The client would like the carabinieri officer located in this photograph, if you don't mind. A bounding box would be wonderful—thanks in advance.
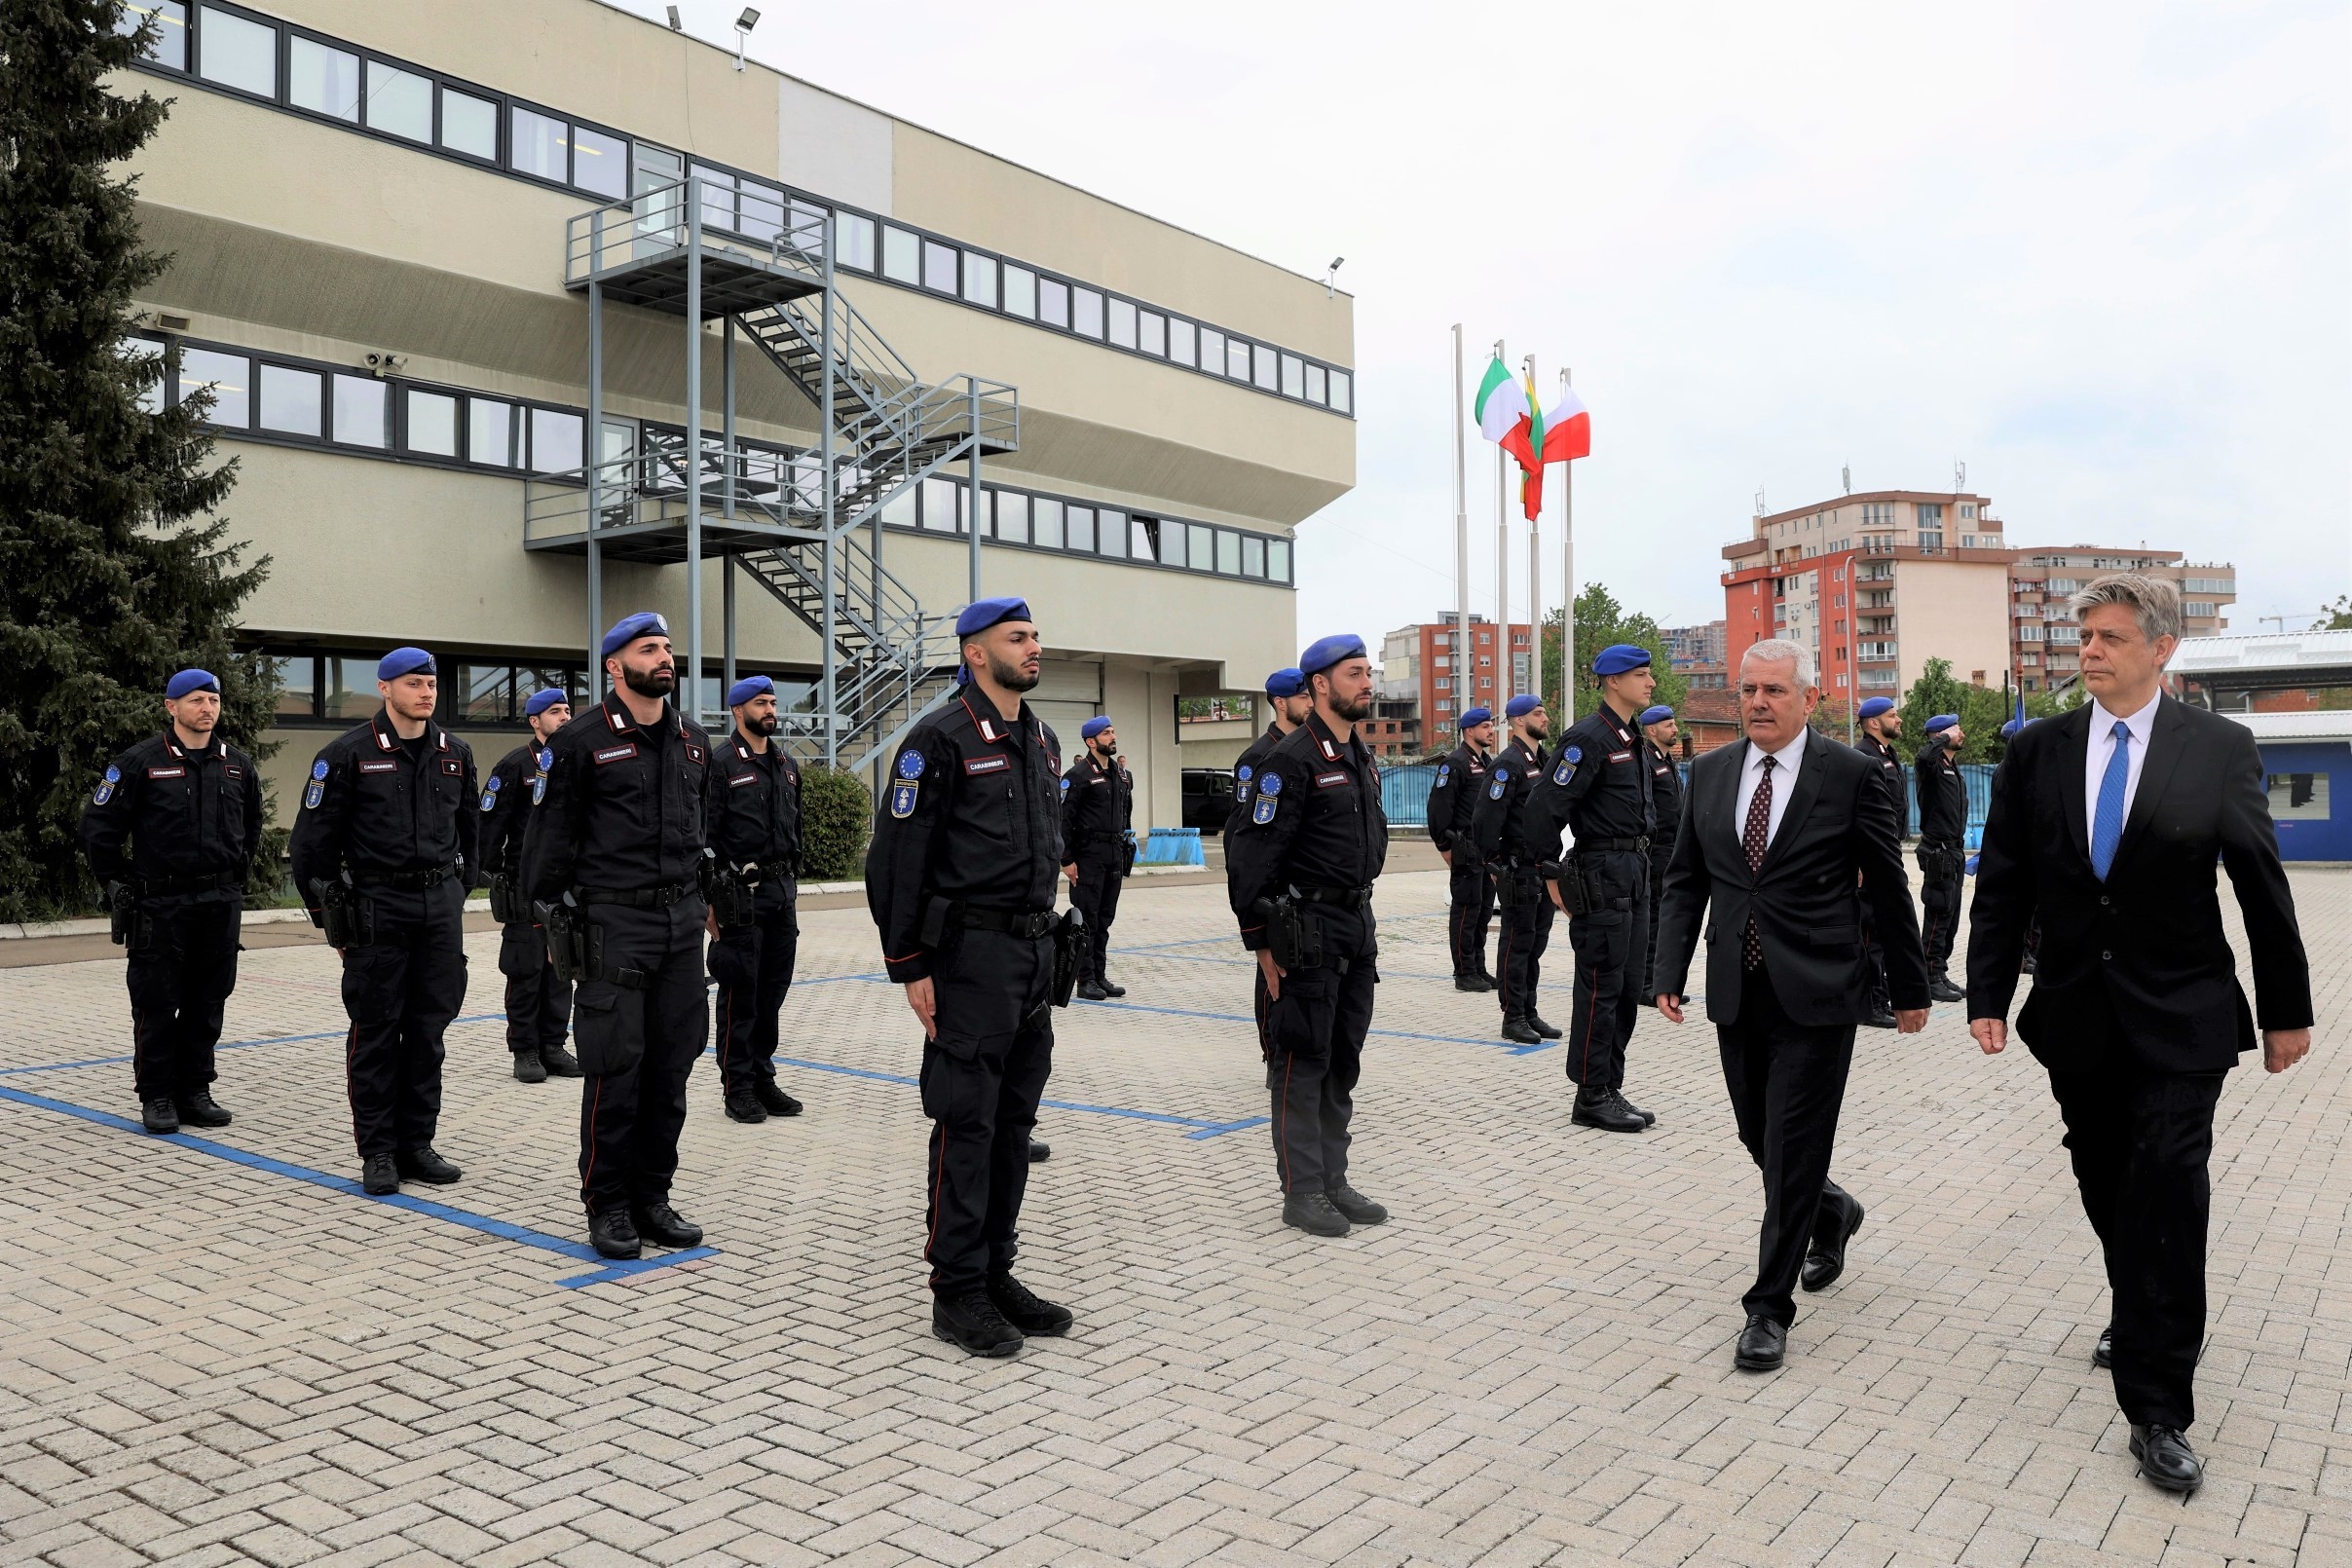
[1637,703,1683,1001]
[1426,705,1498,992]
[1470,693,1554,1045]
[479,687,581,1082]
[521,612,714,1261]
[865,596,1076,1358]
[1226,633,1391,1239]
[1914,713,1968,1002]
[287,647,477,1194]
[79,668,266,1134]
[1228,667,1312,1061]
[1851,694,1908,1026]
[707,674,805,1125]
[1060,715,1135,999]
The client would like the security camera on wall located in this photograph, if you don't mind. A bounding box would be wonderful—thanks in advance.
[362,352,408,376]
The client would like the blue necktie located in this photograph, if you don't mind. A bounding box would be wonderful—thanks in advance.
[2090,720,2131,880]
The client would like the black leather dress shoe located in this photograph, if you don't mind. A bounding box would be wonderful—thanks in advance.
[1735,1313,1787,1372]
[1861,1009,1899,1029]
[540,1042,584,1077]
[632,1203,703,1247]
[396,1145,462,1184]
[1802,1200,1865,1292]
[1096,980,1127,998]
[140,1097,180,1135]
[361,1154,398,1195]
[588,1208,641,1259]
[1028,1139,1050,1163]
[1572,1090,1645,1134]
[2129,1425,2203,1493]
[934,1289,1023,1357]
[1075,981,1110,1001]
[753,1078,803,1117]
[1527,1014,1564,1039]
[1454,975,1489,992]
[1501,1016,1543,1045]
[724,1087,767,1124]
[511,1049,548,1084]
[1283,1192,1351,1237]
[1325,1185,1388,1225]
[174,1090,232,1128]
[986,1273,1072,1335]
[2093,1324,2113,1368]
[1928,976,1965,1003]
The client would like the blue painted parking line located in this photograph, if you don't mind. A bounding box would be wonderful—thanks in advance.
[767,1053,1267,1138]
[0,1014,511,1078]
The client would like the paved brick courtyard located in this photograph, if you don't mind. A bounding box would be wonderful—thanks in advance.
[1,865,2346,1567]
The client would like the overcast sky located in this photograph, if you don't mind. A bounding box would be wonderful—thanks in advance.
[636,0,2351,642]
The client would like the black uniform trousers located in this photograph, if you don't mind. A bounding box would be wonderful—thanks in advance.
[126,894,243,1101]
[1917,842,1962,977]
[1495,868,1552,1022]
[339,881,467,1160]
[1267,905,1378,1195]
[1447,856,1495,979]
[921,927,1054,1295]
[1716,963,1858,1325]
[573,900,709,1215]
[2047,1054,2226,1430]
[1566,849,1649,1090]
[1070,847,1125,983]
[498,921,571,1056]
[710,885,799,1095]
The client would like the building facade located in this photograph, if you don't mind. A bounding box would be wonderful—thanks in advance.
[116,0,1354,829]
[1661,619,1727,689]
[1381,613,1534,752]
[2007,547,2234,691]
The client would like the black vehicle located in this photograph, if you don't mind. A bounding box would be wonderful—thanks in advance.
[1181,767,1237,832]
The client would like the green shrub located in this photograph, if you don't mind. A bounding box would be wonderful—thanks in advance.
[800,766,873,881]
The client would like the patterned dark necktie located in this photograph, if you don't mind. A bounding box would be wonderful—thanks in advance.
[1742,755,1774,969]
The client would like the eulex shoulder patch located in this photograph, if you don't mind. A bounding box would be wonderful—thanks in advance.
[93,765,119,805]
[480,774,502,811]
[1251,794,1278,826]
[1257,770,1283,798]
[896,749,925,780]
[1554,759,1576,786]
[1565,746,1583,764]
[1436,763,1449,785]
[1488,770,1509,800]
[303,779,324,810]
[1059,775,1070,795]
[889,779,920,818]
[531,771,548,804]
[1236,765,1252,782]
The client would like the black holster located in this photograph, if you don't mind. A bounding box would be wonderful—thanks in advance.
[708,862,758,930]
[1262,894,1324,972]
[104,882,148,949]
[1553,856,1594,917]
[487,871,520,924]
[535,896,583,986]
[1051,909,1086,1007]
[309,877,371,947]
[1120,838,1138,877]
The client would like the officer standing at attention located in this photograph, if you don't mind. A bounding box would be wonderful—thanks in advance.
[1914,713,1969,1001]
[1227,633,1391,1239]
[1229,668,1313,1059]
[79,669,266,1134]
[866,596,1076,1358]
[1061,715,1135,1000]
[288,648,476,1194]
[1850,695,1908,1027]
[479,687,581,1083]
[1527,644,1660,1135]
[1637,703,1683,1001]
[1426,706,1499,992]
[521,613,714,1261]
[1471,693,1555,1046]
[708,675,806,1125]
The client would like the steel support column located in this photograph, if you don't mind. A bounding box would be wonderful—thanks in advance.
[685,186,705,727]
[586,210,605,699]
[819,217,839,767]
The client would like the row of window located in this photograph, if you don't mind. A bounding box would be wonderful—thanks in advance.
[891,476,1292,583]
[121,2,1354,419]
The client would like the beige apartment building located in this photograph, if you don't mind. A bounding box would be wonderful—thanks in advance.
[116,0,1353,826]
[2007,546,2235,691]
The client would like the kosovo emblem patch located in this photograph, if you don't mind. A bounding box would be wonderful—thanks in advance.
[1251,794,1278,826]
[531,772,548,804]
[303,779,324,810]
[1553,759,1575,786]
[890,779,919,818]
[93,765,120,805]
[1488,770,1509,801]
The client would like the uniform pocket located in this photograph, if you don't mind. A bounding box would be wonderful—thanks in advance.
[571,986,645,1075]
[496,922,542,980]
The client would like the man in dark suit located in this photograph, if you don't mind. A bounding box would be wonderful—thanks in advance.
[1654,639,1928,1372]
[1968,575,2311,1496]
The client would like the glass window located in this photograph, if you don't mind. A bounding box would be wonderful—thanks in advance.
[257,363,322,437]
[1189,523,1215,570]
[994,491,1028,545]
[688,165,735,231]
[1328,370,1351,414]
[515,666,578,706]
[1139,312,1166,357]
[1107,298,1137,350]
[325,658,381,720]
[288,36,360,121]
[1098,509,1127,557]
[530,407,582,473]
[1066,505,1097,553]
[1038,278,1070,328]
[271,653,317,719]
[406,389,458,456]
[456,664,511,723]
[440,89,497,161]
[573,127,625,198]
[962,252,997,308]
[1157,518,1183,567]
[731,182,783,243]
[920,477,959,533]
[1280,354,1304,398]
[1072,288,1104,339]
[1216,530,1241,575]
[510,106,568,182]
[331,374,386,447]
[922,240,958,294]
[1030,497,1063,549]
[1304,364,1327,405]
[118,2,188,70]
[176,347,248,426]
[2267,772,2332,822]
[197,7,275,97]
[837,210,876,271]
[879,481,917,528]
[1199,327,1225,375]
[1242,536,1266,578]
[124,339,166,415]
[362,59,431,141]
[1131,516,1155,559]
[1268,539,1291,581]
[1001,265,1036,319]
[1168,318,1196,367]
[881,225,919,283]
[1251,345,1278,391]
[468,397,515,467]
[1231,339,1255,381]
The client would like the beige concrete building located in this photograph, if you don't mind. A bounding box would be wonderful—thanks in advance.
[116,0,1353,827]
[2007,546,2235,692]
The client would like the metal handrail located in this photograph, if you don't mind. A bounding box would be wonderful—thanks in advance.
[564,176,825,289]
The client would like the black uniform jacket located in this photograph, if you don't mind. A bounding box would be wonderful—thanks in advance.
[288,709,478,896]
[866,688,1064,985]
[1060,749,1133,862]
[80,730,264,896]
[1966,697,2309,1073]
[477,740,550,882]
[1645,739,1684,865]
[1425,741,1489,855]
[1227,723,1291,835]
[1226,713,1388,951]
[1654,728,1927,1025]
[521,690,712,906]
[1915,741,1966,841]
[1856,733,1908,828]
[1470,736,1549,864]
[1526,704,1656,860]
[707,729,803,875]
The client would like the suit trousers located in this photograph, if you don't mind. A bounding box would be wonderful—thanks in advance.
[1641,846,1673,997]
[1495,877,1552,1021]
[1447,857,1495,978]
[921,927,1054,1295]
[1071,850,1126,983]
[2047,1062,2226,1430]
[572,900,708,1215]
[340,881,467,1160]
[1716,963,1857,1325]
[1567,853,1649,1090]
[498,920,571,1055]
[1859,901,1893,1014]
[125,894,243,1101]
[1268,905,1378,1195]
[709,891,799,1094]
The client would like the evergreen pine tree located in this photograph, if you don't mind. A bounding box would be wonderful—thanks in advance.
[0,0,275,920]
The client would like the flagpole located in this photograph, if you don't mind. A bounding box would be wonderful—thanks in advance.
[1560,367,1575,723]
[1520,354,1539,722]
[1493,338,1508,705]
[1452,325,1469,730]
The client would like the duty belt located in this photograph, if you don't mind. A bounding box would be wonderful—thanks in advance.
[352,859,462,890]
[1296,883,1374,911]
[1579,836,1651,854]
[133,871,242,896]
[957,905,1058,939]
[578,878,699,908]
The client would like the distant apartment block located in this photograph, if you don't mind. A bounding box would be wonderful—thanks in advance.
[1381,613,1534,752]
[2007,546,2235,692]
[1662,619,1728,689]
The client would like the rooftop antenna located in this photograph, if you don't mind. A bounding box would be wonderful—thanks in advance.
[1842,464,1851,496]
[733,8,761,69]
[1955,458,1966,492]
[1754,486,1767,519]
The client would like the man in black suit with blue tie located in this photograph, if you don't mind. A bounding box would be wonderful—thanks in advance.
[1653,639,1929,1373]
[1969,574,2311,1496]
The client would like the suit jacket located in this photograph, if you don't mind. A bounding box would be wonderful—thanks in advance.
[1654,728,1928,1026]
[1965,696,2309,1073]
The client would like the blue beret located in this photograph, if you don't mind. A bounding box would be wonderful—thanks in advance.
[1080,716,1112,740]
[600,612,669,659]
[1856,697,1895,720]
[955,596,1032,638]
[165,669,220,700]
[377,647,435,681]
[1298,633,1367,675]
[1458,706,1493,728]
[2000,718,2025,738]
[1505,693,1542,719]
[726,675,773,708]
[1638,704,1674,727]
[1926,713,1960,734]
[1591,643,1652,677]
[1264,667,1307,698]
[523,687,569,718]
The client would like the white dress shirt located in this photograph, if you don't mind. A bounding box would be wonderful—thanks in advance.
[2086,691,2162,842]
[1735,728,1808,854]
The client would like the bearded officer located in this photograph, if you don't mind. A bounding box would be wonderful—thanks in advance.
[866,596,1075,1358]
[707,675,805,1125]
[1228,668,1313,1061]
[1426,706,1499,993]
[1637,703,1683,1001]
[1470,693,1554,1046]
[479,687,581,1082]
[1061,715,1135,1000]
[287,648,477,1194]
[78,668,266,1134]
[1850,696,1908,1027]
[1914,714,1968,1002]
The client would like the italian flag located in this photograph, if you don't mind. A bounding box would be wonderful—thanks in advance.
[1475,356,1589,520]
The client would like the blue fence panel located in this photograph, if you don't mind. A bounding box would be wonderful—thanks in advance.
[1382,764,1438,827]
